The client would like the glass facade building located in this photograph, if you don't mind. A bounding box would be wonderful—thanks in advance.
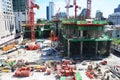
[12,0,28,12]
[12,0,28,32]
[46,2,54,20]
[46,6,49,20]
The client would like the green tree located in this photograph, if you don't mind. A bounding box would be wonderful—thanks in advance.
[37,19,42,23]
[108,21,114,25]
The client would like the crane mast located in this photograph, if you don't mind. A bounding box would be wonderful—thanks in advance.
[74,0,78,18]
[86,0,91,19]
[28,0,39,41]
[65,0,70,19]
[56,8,60,20]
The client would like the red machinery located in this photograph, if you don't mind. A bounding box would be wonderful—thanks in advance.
[14,66,31,77]
[27,43,39,50]
[28,0,39,42]
[86,0,91,19]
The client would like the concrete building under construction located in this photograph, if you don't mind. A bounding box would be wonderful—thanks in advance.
[60,19,112,59]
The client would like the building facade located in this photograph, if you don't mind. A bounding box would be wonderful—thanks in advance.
[0,0,15,45]
[105,25,120,39]
[108,4,120,25]
[58,12,67,19]
[114,4,120,13]
[108,13,120,25]
[95,10,103,20]
[46,2,54,21]
[79,8,87,20]
[12,0,28,33]
[46,6,49,20]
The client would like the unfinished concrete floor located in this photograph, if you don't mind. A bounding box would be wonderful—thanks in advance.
[0,47,120,80]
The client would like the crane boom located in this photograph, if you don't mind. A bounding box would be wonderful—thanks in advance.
[56,8,60,20]
[65,0,70,19]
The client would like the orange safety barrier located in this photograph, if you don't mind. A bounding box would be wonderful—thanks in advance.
[2,44,15,51]
[34,66,46,72]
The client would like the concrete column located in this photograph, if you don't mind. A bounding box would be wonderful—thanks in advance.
[96,41,98,58]
[68,39,70,57]
[80,42,83,59]
[80,31,83,58]
[80,31,83,38]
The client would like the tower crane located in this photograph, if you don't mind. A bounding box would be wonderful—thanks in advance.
[52,8,61,38]
[28,0,39,42]
[86,0,91,19]
[73,0,78,18]
[64,0,73,19]
[55,8,61,20]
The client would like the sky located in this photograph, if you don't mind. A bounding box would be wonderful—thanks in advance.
[34,0,120,20]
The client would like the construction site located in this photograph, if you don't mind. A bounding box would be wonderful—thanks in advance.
[0,0,120,80]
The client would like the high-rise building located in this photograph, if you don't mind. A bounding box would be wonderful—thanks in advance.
[79,8,87,20]
[114,4,120,13]
[95,10,103,20]
[0,0,15,45]
[46,2,54,20]
[58,12,67,19]
[12,0,28,32]
[108,4,120,25]
[46,6,49,20]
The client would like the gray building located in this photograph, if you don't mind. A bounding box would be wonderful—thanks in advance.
[114,4,120,13]
[95,10,103,20]
[58,12,66,19]
[108,13,120,25]
[108,4,120,25]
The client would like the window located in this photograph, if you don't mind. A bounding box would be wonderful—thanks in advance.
[1,36,5,39]
[22,12,25,14]
[117,35,119,37]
